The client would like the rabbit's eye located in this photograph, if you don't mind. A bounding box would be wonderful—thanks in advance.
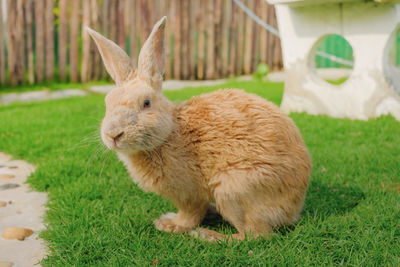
[143,99,151,108]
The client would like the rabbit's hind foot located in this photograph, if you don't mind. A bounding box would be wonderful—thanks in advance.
[154,213,192,233]
[154,204,209,234]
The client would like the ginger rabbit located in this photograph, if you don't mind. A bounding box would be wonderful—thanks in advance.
[87,17,311,241]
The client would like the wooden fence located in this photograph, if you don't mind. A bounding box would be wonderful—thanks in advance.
[1,0,283,86]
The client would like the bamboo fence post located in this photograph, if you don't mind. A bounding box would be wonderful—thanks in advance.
[272,8,282,70]
[17,0,25,83]
[181,0,189,79]
[244,0,254,74]
[236,1,245,75]
[214,0,223,77]
[154,0,161,22]
[173,0,182,79]
[163,0,172,79]
[81,0,91,82]
[129,0,137,64]
[228,2,238,76]
[260,1,268,64]
[0,0,5,83]
[140,0,151,46]
[45,0,54,80]
[101,0,110,79]
[7,0,25,85]
[221,0,231,77]
[148,0,155,25]
[188,0,197,79]
[197,0,205,80]
[270,6,277,70]
[7,0,16,85]
[206,0,215,79]
[25,0,35,84]
[102,0,109,37]
[7,0,14,85]
[58,0,68,82]
[9,0,17,85]
[267,5,275,68]
[169,0,176,79]
[35,0,45,83]
[70,0,80,82]
[90,0,101,80]
[251,0,260,72]
[134,0,141,58]
[124,0,130,32]
[117,0,126,50]
[110,0,117,42]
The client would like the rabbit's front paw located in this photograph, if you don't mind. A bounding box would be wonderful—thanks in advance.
[153,213,191,233]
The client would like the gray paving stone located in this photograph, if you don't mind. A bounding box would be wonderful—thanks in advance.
[50,89,87,99]
[0,184,20,191]
[0,89,88,105]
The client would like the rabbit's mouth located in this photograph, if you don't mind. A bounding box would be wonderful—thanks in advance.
[103,136,122,151]
[102,132,129,151]
[102,131,145,153]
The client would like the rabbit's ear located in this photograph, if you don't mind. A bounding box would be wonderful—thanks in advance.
[86,27,134,85]
[137,16,167,90]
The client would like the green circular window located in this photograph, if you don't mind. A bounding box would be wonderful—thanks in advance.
[313,34,354,85]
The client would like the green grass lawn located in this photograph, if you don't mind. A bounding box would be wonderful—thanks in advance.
[326,76,349,85]
[0,79,399,266]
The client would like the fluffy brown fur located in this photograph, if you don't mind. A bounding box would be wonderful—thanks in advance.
[87,17,312,241]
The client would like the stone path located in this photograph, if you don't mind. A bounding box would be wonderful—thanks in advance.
[88,70,350,94]
[0,70,351,105]
[89,75,264,94]
[0,153,47,267]
[0,73,285,105]
[89,78,238,94]
[0,89,87,105]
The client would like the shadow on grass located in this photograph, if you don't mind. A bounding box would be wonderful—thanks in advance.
[277,180,365,235]
[199,180,365,235]
[303,180,365,217]
[200,207,232,231]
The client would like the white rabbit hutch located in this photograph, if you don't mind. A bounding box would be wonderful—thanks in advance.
[267,0,400,121]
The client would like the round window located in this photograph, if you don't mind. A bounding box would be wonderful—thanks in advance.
[310,34,354,86]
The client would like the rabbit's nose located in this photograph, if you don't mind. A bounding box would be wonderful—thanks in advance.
[110,132,124,146]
